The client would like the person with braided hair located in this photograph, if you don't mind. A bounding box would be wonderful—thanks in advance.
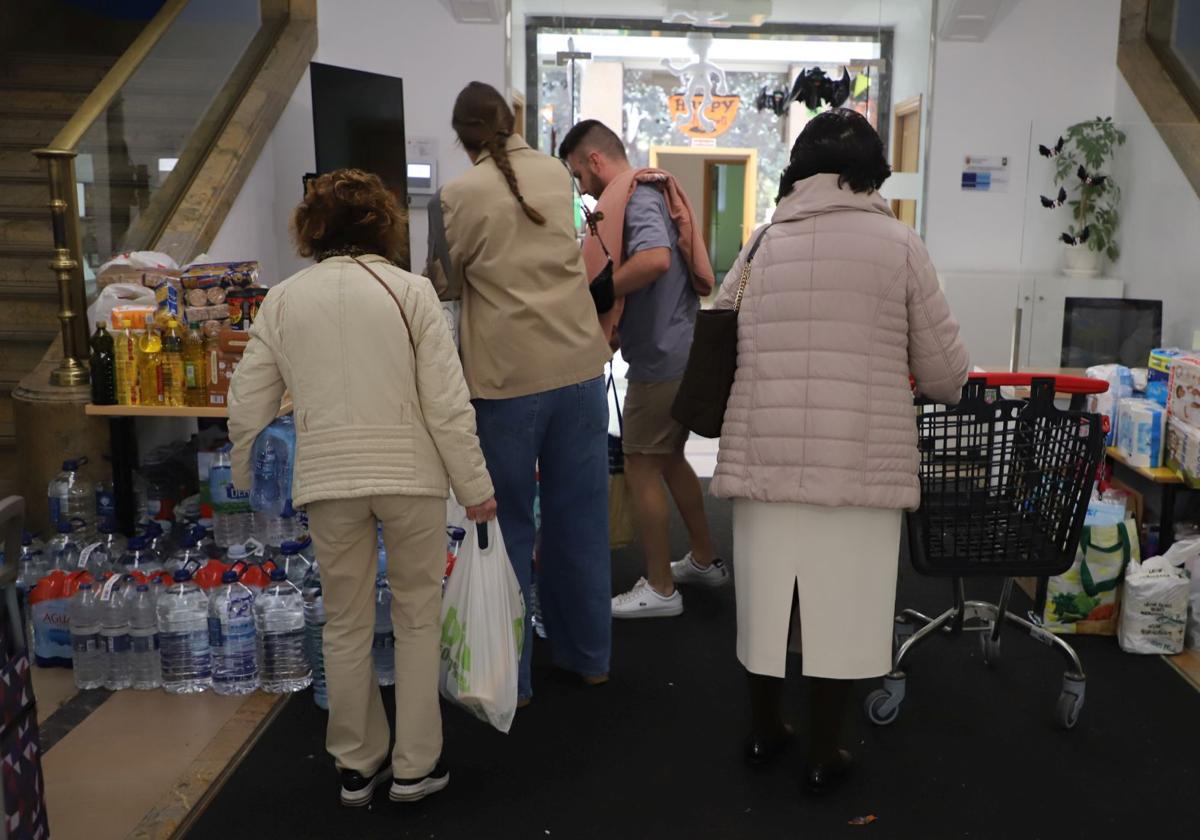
[428,81,613,706]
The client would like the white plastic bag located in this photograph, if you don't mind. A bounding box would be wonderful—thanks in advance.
[97,251,178,277]
[1189,591,1200,651]
[1118,553,1191,655]
[439,520,524,733]
[86,283,156,330]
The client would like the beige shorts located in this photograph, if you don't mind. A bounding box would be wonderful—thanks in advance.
[622,379,690,456]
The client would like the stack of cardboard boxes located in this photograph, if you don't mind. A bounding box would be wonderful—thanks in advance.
[1165,356,1200,485]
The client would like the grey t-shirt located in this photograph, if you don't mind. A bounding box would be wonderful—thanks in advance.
[619,183,698,382]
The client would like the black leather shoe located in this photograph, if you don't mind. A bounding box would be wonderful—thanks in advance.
[805,749,854,795]
[745,724,793,766]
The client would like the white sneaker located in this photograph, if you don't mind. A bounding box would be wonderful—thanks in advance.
[612,578,684,619]
[671,553,731,588]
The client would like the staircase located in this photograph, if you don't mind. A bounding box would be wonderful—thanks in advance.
[0,53,123,496]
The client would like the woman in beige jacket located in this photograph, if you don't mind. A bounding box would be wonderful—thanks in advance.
[229,170,495,808]
[710,110,969,792]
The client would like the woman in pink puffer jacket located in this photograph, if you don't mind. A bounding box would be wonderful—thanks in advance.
[709,109,969,793]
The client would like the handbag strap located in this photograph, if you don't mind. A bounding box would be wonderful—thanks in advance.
[561,159,613,261]
[352,256,417,355]
[1078,524,1132,597]
[732,223,776,311]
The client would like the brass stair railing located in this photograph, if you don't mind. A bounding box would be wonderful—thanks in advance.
[32,0,287,386]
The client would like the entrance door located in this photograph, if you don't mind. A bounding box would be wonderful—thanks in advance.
[706,161,746,287]
[890,95,921,229]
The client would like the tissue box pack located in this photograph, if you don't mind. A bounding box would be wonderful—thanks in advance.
[1147,348,1185,406]
[1166,417,1200,486]
[1086,364,1133,446]
[1167,356,1200,427]
[1117,398,1165,468]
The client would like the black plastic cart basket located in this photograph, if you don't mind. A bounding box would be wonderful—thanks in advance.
[864,373,1108,731]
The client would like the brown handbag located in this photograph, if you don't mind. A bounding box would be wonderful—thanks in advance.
[670,223,775,438]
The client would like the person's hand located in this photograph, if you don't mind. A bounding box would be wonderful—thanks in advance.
[466,497,497,523]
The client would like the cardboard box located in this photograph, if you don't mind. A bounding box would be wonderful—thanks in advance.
[1167,355,1200,427]
[206,327,249,407]
[1117,398,1166,468]
[1147,348,1185,406]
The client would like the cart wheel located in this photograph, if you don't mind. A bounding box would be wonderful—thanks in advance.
[865,689,900,726]
[1055,674,1086,731]
[980,629,1001,666]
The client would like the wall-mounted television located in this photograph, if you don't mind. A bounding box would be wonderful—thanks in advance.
[310,62,409,268]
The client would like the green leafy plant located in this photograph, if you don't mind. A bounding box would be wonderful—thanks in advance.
[1044,117,1127,261]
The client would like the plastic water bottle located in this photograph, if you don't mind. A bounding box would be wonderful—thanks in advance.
[373,575,395,686]
[209,570,259,695]
[120,536,162,575]
[301,560,327,709]
[95,480,116,525]
[48,457,93,532]
[46,521,81,572]
[166,531,206,575]
[16,534,45,648]
[98,578,132,690]
[297,534,315,564]
[157,567,212,694]
[250,437,286,549]
[276,541,311,588]
[210,446,252,548]
[142,520,175,564]
[255,568,311,693]
[128,584,161,690]
[69,583,104,690]
[88,520,125,577]
[445,527,465,590]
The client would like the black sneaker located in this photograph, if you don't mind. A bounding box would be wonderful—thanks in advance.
[389,763,450,803]
[340,762,391,807]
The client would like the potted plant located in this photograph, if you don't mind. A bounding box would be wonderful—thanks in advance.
[1038,117,1127,277]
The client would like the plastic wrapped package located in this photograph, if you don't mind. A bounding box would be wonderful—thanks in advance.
[1086,364,1133,446]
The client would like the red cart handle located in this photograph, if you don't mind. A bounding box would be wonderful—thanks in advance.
[967,372,1109,395]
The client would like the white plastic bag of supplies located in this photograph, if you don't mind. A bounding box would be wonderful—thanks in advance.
[439,520,524,733]
[1118,551,1191,655]
[86,283,156,329]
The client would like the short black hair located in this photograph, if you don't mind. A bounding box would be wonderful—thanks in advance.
[777,108,891,202]
[557,119,627,161]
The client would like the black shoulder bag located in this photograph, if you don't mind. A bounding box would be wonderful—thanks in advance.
[670,223,775,438]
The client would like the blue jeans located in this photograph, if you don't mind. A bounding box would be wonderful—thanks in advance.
[473,376,611,700]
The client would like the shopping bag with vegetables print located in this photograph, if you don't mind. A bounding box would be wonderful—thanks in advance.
[1044,520,1137,635]
[439,521,525,733]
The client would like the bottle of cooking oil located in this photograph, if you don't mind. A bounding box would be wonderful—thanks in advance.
[89,322,116,405]
[183,322,208,407]
[115,318,140,406]
[138,318,164,406]
[162,319,185,407]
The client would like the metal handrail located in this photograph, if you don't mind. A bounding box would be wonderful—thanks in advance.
[30,0,191,387]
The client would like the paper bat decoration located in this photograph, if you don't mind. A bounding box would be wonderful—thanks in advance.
[1061,227,1091,246]
[789,67,852,111]
[755,87,790,116]
[1077,166,1108,188]
[1040,187,1068,209]
[1038,136,1065,158]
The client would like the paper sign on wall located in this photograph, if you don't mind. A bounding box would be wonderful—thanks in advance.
[961,155,1009,192]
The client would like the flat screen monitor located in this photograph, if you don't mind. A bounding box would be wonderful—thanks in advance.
[1061,297,1163,368]
[310,62,409,268]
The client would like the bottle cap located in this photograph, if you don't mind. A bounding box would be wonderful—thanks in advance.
[137,584,149,592]
[448,527,466,541]
[62,459,76,470]
[280,541,302,555]
[269,568,287,582]
[57,520,73,534]
[21,531,33,545]
[221,570,239,584]
[79,582,92,590]
[226,544,249,561]
[99,519,116,535]
[173,568,194,582]
[127,536,148,551]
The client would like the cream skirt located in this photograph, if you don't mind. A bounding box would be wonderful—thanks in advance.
[733,499,903,680]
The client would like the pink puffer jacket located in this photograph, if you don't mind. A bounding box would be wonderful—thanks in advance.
[710,174,969,510]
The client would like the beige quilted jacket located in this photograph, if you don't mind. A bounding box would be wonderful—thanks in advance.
[710,174,969,510]
[228,254,494,509]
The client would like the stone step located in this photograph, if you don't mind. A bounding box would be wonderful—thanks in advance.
[0,144,43,177]
[0,295,58,334]
[0,87,92,114]
[0,327,57,374]
[0,249,55,285]
[0,54,114,88]
[0,214,54,249]
[0,115,63,146]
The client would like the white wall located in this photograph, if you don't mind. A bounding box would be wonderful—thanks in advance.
[210,1,505,279]
[923,0,1121,273]
[1112,76,1200,348]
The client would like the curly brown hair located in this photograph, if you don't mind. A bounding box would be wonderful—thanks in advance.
[292,168,407,261]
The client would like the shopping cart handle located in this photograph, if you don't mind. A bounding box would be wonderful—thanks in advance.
[967,372,1109,395]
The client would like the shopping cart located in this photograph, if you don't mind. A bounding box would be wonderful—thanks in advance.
[864,373,1108,731]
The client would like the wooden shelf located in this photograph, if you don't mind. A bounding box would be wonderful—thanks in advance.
[85,404,228,419]
[1106,447,1184,485]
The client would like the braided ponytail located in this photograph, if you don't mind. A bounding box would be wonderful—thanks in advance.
[453,82,546,226]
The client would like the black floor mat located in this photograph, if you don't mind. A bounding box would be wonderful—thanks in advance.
[187,492,1199,839]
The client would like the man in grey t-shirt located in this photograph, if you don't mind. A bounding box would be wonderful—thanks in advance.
[560,120,728,619]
